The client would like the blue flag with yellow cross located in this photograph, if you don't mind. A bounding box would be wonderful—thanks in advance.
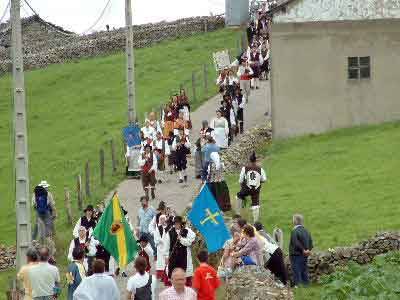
[188,184,231,253]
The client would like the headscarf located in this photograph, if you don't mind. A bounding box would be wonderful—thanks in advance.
[210,152,221,170]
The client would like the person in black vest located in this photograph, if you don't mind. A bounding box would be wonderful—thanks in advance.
[164,216,196,286]
[249,45,264,90]
[68,227,96,273]
[236,152,267,222]
[91,210,111,272]
[232,87,245,134]
[138,144,158,199]
[137,235,154,273]
[289,214,313,287]
[172,128,191,183]
[73,205,97,238]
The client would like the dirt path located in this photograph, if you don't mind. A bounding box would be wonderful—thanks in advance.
[108,80,270,296]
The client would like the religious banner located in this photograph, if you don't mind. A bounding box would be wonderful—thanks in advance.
[213,50,231,71]
[123,125,141,173]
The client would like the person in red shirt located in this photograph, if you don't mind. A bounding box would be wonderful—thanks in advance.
[193,250,221,300]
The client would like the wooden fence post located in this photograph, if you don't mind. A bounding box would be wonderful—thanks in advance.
[241,31,247,52]
[64,187,73,225]
[203,64,208,96]
[77,174,83,211]
[85,161,91,198]
[204,19,208,32]
[110,139,117,175]
[192,71,196,102]
[100,148,105,186]
[6,279,22,300]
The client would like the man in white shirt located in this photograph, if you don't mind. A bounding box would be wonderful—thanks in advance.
[67,226,97,273]
[159,268,196,300]
[73,259,120,300]
[141,120,157,142]
[237,59,254,102]
[236,151,267,222]
[28,247,60,300]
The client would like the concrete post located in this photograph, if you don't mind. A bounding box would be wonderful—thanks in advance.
[11,0,31,270]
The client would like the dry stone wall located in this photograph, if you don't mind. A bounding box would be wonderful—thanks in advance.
[0,15,224,75]
[0,246,16,271]
[225,266,294,300]
[296,231,400,282]
[221,122,272,172]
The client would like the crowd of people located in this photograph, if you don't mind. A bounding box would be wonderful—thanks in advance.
[20,201,313,300]
[21,4,317,299]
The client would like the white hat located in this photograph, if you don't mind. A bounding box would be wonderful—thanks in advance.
[38,180,50,188]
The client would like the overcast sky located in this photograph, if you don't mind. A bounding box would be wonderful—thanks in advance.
[0,0,225,33]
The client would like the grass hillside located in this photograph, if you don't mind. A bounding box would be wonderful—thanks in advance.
[226,121,400,299]
[0,28,240,295]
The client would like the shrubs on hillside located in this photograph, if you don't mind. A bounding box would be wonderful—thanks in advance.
[320,251,400,299]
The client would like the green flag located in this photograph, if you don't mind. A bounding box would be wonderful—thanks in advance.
[93,193,138,268]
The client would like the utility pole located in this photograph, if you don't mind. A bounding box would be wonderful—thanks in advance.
[125,0,136,124]
[11,0,31,270]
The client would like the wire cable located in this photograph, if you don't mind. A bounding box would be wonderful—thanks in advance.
[22,0,40,16]
[0,1,10,24]
[80,0,112,35]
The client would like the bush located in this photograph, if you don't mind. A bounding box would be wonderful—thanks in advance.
[320,251,400,299]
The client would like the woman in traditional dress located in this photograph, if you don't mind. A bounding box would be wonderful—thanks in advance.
[232,87,245,134]
[162,104,175,138]
[173,111,189,136]
[220,96,236,145]
[249,45,264,89]
[210,109,229,149]
[178,89,191,126]
[153,214,171,284]
[207,152,231,212]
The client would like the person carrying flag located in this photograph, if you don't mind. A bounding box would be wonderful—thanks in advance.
[92,193,139,272]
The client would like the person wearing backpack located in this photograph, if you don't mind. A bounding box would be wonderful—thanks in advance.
[126,256,155,300]
[236,152,267,222]
[32,180,57,240]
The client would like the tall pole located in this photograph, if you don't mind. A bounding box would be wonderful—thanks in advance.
[11,0,31,270]
[125,0,136,124]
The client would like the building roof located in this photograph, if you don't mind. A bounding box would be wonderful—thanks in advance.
[273,0,400,23]
[0,14,74,36]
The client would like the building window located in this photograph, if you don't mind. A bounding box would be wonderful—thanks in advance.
[348,56,370,79]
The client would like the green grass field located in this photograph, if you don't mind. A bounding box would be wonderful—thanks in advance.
[226,121,400,299]
[0,28,240,297]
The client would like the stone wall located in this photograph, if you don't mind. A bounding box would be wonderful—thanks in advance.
[225,266,294,300]
[299,231,400,282]
[0,246,16,271]
[0,15,225,75]
[221,122,272,172]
